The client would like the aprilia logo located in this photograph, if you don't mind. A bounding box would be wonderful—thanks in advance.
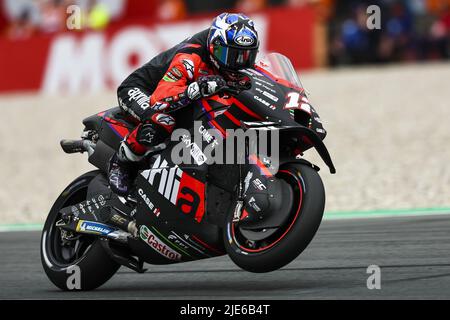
[140,155,205,223]
[141,156,183,205]
[127,87,150,110]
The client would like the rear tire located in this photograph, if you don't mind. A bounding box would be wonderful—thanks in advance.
[40,171,120,291]
[224,163,325,273]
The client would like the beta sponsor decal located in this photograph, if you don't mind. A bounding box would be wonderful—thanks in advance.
[140,225,182,261]
[76,220,115,235]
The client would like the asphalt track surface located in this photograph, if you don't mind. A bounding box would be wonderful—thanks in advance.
[1,215,450,300]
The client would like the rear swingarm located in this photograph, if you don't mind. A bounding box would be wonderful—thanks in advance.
[56,199,146,273]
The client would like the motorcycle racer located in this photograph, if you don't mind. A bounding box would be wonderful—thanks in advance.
[108,12,260,196]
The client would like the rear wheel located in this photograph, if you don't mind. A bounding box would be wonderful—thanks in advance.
[224,163,325,273]
[40,171,120,291]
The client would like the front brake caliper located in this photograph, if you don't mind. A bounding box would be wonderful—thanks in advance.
[232,200,244,223]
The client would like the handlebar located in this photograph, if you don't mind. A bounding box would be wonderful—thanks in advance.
[220,77,252,96]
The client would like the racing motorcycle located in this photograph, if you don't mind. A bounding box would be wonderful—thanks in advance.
[41,53,336,290]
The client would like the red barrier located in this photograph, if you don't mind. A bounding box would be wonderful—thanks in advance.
[0,6,315,94]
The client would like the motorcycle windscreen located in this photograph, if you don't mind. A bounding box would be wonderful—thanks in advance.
[256,52,304,89]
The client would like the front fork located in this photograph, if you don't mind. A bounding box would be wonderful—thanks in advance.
[232,162,246,222]
[232,153,275,223]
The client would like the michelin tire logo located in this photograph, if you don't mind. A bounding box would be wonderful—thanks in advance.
[76,220,114,235]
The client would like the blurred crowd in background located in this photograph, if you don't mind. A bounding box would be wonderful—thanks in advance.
[1,0,122,38]
[0,0,449,66]
[0,0,289,38]
[327,0,450,65]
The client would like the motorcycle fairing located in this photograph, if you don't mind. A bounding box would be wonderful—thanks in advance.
[74,57,335,265]
[278,126,336,174]
[84,107,136,150]
[231,122,335,175]
[130,149,225,264]
[82,108,136,173]
[238,161,294,231]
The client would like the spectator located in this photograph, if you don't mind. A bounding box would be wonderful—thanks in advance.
[0,6,7,34]
[327,0,450,66]
[184,0,236,14]
[86,0,111,30]
[236,0,267,12]
[6,8,35,39]
[427,4,450,59]
[38,0,66,33]
[157,0,187,22]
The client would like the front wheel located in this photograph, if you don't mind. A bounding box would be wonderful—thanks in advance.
[40,170,120,291]
[224,163,325,273]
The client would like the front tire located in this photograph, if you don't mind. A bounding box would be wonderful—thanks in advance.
[40,170,120,291]
[224,163,325,273]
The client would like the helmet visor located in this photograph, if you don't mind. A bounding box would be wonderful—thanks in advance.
[213,43,258,71]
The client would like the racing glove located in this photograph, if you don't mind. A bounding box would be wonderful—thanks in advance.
[186,75,227,100]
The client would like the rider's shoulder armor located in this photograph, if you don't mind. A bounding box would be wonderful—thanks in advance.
[118,29,211,93]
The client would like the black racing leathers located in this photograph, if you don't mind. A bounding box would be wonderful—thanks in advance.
[116,29,219,156]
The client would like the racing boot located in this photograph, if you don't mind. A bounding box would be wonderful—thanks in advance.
[108,115,175,196]
[108,141,143,197]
